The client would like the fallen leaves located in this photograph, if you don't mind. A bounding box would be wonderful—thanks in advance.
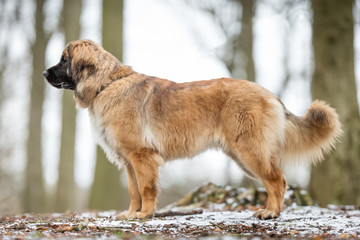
[1,183,360,239]
[0,207,359,239]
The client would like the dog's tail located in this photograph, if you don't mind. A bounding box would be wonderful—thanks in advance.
[281,100,342,165]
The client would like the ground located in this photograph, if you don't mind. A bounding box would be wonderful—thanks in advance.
[1,183,359,239]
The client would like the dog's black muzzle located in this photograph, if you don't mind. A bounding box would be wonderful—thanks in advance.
[43,63,75,90]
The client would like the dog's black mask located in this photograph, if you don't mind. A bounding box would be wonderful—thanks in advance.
[43,56,75,90]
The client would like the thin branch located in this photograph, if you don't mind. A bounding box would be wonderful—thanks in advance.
[154,209,203,218]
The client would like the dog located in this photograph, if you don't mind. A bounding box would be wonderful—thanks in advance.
[43,39,342,220]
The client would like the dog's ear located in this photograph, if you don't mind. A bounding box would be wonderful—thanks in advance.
[67,41,97,82]
[66,40,102,108]
[66,39,134,108]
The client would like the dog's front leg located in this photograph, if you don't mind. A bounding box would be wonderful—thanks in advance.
[116,164,141,220]
[127,149,161,219]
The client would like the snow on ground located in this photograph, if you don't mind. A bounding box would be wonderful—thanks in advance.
[2,205,358,239]
[83,206,360,238]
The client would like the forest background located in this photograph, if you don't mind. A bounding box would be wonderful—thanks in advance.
[0,0,359,214]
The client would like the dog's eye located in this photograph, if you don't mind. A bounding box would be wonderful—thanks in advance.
[60,56,67,63]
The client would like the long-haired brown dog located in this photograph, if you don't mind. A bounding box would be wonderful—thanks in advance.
[43,40,342,220]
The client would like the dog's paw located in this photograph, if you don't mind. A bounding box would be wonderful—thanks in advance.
[253,209,279,220]
[115,211,136,220]
[134,211,153,219]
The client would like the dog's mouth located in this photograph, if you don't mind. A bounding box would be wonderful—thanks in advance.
[50,81,75,90]
[43,70,75,90]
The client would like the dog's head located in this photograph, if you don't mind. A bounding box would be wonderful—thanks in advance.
[43,39,133,108]
[43,47,75,90]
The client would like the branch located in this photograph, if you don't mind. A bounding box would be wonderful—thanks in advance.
[154,209,203,218]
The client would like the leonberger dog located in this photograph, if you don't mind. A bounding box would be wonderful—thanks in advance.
[43,39,341,220]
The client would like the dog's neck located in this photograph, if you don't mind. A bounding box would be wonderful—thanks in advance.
[110,62,134,80]
[96,63,135,97]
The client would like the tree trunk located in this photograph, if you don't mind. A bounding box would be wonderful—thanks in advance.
[88,0,128,210]
[89,150,127,209]
[55,0,82,213]
[221,0,255,81]
[23,0,48,213]
[237,0,255,81]
[309,0,360,205]
[221,0,255,186]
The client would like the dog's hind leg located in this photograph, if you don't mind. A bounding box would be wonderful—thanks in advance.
[227,142,287,219]
[239,151,287,219]
[116,164,142,220]
[225,150,258,180]
[252,155,287,219]
[223,95,287,219]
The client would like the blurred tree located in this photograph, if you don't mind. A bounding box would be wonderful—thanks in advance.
[223,0,255,81]
[1,0,33,214]
[0,1,11,214]
[0,0,7,148]
[309,0,360,205]
[196,0,256,186]
[24,0,49,213]
[191,0,256,81]
[88,0,129,210]
[55,0,82,212]
[0,1,6,101]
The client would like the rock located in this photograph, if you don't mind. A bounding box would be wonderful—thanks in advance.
[167,182,313,211]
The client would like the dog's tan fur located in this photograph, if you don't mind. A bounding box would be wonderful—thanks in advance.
[53,40,342,219]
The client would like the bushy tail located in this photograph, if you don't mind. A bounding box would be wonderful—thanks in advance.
[282,100,342,165]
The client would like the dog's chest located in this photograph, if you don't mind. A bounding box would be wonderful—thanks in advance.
[89,113,125,168]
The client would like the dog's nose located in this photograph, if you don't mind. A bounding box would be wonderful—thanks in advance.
[43,70,49,77]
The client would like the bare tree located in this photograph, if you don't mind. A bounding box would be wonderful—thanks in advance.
[309,0,360,205]
[192,0,256,81]
[24,0,49,213]
[89,0,128,210]
[0,0,16,214]
[55,0,82,212]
